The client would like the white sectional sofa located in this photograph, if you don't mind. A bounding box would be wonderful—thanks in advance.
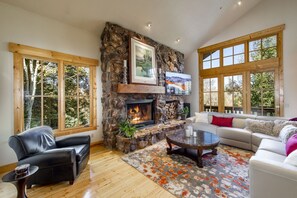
[249,139,297,198]
[187,112,297,198]
[187,112,286,152]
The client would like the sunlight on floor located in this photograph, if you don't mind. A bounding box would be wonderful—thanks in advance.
[0,182,17,198]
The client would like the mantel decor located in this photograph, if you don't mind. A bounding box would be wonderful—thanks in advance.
[130,37,157,85]
[123,60,128,84]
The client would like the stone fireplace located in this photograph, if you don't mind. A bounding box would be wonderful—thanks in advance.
[126,99,155,127]
[100,22,185,148]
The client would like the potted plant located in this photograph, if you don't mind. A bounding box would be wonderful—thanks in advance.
[116,119,137,153]
[118,119,137,138]
[179,106,190,120]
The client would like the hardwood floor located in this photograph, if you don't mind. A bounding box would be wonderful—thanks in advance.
[0,145,175,198]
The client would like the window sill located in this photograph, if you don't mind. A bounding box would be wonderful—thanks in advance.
[54,126,97,137]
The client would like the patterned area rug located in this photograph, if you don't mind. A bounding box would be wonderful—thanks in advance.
[122,141,253,198]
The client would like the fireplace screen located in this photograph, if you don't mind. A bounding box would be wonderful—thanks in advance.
[126,100,154,126]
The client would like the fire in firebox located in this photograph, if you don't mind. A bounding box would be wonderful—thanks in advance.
[127,104,151,124]
[126,99,155,127]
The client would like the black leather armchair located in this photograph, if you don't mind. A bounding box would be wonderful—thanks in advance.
[8,126,90,188]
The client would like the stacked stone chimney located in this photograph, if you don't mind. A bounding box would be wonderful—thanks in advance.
[100,22,185,148]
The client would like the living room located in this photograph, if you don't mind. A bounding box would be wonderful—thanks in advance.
[1,0,297,197]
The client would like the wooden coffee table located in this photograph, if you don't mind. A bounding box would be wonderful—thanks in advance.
[166,130,220,168]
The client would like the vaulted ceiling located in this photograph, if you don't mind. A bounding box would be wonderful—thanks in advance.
[0,0,263,57]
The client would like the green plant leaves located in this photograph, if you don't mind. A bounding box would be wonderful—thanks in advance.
[118,119,137,138]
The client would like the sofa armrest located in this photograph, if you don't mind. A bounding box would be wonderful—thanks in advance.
[249,156,297,198]
[250,156,297,181]
[56,135,90,148]
[186,116,196,123]
[18,148,76,167]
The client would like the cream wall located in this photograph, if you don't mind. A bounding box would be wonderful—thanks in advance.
[0,2,103,166]
[185,0,297,118]
[184,51,199,116]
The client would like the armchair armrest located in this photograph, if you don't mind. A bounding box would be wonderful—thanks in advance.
[18,148,76,167]
[56,135,90,148]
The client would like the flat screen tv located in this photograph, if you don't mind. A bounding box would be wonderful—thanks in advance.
[165,72,191,95]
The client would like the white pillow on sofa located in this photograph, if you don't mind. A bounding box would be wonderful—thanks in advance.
[279,125,297,143]
[195,112,208,123]
[284,149,297,166]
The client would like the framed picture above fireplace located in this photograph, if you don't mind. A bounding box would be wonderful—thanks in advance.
[130,37,157,85]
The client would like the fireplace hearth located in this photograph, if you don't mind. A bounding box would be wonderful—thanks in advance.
[126,99,155,127]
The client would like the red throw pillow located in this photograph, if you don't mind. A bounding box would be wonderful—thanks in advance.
[211,115,233,127]
[286,134,297,156]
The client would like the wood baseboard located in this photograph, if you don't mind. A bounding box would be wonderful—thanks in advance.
[91,140,104,147]
[0,163,17,174]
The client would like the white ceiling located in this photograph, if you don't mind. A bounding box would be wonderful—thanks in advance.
[0,0,263,57]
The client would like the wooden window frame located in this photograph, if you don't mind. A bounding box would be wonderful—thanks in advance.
[11,43,99,136]
[202,50,220,69]
[202,77,219,112]
[248,35,278,62]
[22,57,59,130]
[198,24,285,116]
[250,71,276,116]
[223,43,245,66]
[223,74,244,113]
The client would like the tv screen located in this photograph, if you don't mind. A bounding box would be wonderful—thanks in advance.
[165,72,191,95]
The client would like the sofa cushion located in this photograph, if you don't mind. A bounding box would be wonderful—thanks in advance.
[255,149,286,162]
[220,138,252,150]
[286,134,297,156]
[217,127,251,143]
[273,120,297,136]
[252,133,281,147]
[258,139,286,156]
[211,116,233,127]
[284,149,297,166]
[192,122,218,134]
[232,118,246,129]
[245,118,274,136]
[195,112,208,123]
[279,125,297,144]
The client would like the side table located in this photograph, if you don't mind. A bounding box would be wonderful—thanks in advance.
[2,165,38,198]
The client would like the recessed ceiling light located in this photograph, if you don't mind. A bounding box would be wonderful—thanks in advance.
[146,22,152,29]
[175,38,181,43]
[237,0,242,6]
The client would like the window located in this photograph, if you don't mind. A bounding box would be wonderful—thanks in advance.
[11,43,98,135]
[250,71,275,116]
[198,25,284,116]
[223,44,245,66]
[202,50,220,69]
[203,78,218,112]
[23,58,59,130]
[64,64,91,128]
[224,75,243,114]
[249,35,277,62]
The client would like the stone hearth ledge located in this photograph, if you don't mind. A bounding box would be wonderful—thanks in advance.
[116,120,186,153]
[134,120,186,138]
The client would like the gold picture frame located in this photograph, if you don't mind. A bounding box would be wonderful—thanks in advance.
[129,38,157,85]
